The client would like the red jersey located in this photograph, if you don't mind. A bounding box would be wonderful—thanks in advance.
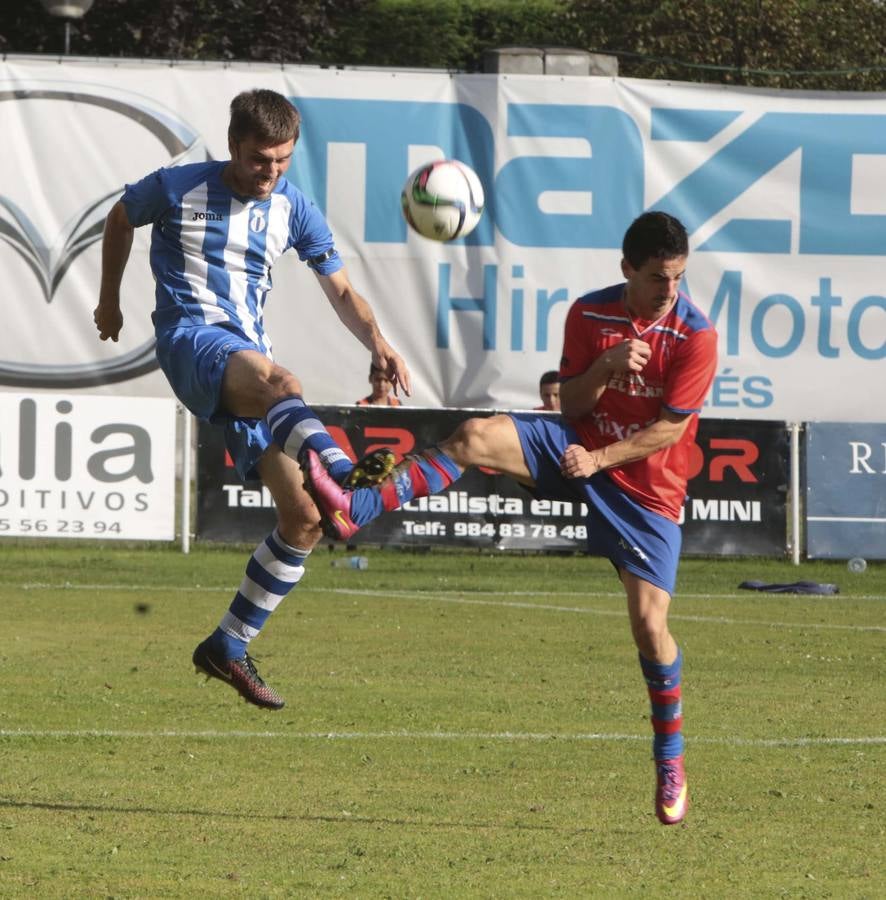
[559,283,717,522]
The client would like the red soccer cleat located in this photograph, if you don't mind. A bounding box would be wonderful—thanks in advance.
[655,756,689,825]
[301,449,360,540]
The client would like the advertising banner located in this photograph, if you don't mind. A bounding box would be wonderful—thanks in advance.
[0,393,176,540]
[806,422,886,559]
[0,57,883,422]
[196,408,787,556]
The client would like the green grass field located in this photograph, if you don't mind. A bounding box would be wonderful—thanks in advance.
[1,542,883,898]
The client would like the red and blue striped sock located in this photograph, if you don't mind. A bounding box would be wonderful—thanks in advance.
[350,447,462,525]
[639,648,684,760]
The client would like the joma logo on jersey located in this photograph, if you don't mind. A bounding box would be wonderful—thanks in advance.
[192,211,224,221]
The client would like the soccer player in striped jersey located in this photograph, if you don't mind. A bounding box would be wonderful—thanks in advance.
[305,212,717,824]
[94,89,409,710]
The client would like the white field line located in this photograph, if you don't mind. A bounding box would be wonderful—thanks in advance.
[0,728,883,748]
[331,591,886,633]
[19,582,886,602]
[18,582,886,633]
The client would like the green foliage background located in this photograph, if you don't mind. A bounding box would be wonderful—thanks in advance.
[3,0,884,90]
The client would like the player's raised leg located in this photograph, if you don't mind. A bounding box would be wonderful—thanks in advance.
[303,414,531,540]
[221,349,359,484]
[193,447,321,709]
[622,570,688,825]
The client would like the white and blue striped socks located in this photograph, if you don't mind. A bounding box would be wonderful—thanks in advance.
[266,396,352,482]
[212,528,310,660]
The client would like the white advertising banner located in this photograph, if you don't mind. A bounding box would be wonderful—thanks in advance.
[0,393,176,540]
[0,57,883,420]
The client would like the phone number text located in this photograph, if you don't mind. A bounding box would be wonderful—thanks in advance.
[400,520,586,540]
[0,518,122,535]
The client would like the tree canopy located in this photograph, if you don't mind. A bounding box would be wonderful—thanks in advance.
[3,0,884,91]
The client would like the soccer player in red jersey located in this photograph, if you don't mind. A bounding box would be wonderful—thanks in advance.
[305,211,717,824]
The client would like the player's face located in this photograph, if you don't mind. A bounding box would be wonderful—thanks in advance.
[227,135,295,199]
[622,254,687,319]
[539,383,560,411]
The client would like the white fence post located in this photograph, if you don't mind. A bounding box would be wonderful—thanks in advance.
[180,405,192,555]
[790,422,801,565]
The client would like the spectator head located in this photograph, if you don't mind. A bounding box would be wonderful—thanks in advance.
[368,364,394,403]
[539,370,560,411]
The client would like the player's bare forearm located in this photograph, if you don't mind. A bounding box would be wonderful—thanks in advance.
[318,269,412,396]
[560,411,691,479]
[335,288,382,348]
[94,200,134,342]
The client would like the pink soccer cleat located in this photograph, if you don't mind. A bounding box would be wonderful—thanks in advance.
[655,756,689,825]
[301,449,360,540]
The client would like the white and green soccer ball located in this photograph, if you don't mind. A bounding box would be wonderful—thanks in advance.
[401,159,485,241]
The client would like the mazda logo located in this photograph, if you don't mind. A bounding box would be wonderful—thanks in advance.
[0,83,206,387]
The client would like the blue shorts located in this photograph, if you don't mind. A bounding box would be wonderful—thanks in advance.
[155,324,272,481]
[509,413,682,595]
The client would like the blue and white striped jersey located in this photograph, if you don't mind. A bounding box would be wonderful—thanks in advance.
[122,161,343,357]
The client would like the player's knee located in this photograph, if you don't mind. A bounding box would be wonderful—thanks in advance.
[276,514,322,550]
[456,416,490,448]
[266,365,303,401]
[630,613,670,658]
[445,416,497,464]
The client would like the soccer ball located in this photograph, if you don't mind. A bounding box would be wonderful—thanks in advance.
[401,159,485,241]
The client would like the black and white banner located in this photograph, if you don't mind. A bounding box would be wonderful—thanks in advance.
[196,407,787,556]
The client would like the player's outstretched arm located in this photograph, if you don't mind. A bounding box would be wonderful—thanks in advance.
[316,268,412,397]
[560,409,692,479]
[94,200,134,342]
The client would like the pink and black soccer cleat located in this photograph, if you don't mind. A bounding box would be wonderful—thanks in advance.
[654,756,689,825]
[192,638,285,710]
[301,449,360,541]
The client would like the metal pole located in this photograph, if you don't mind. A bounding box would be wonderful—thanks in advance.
[64,20,71,55]
[790,422,800,565]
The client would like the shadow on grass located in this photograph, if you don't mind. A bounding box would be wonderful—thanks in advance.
[0,796,588,834]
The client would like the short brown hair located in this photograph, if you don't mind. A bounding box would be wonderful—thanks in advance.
[539,370,559,388]
[228,89,300,146]
[622,211,688,270]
